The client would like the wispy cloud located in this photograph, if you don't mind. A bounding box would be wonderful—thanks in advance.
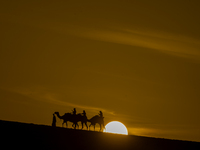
[4,86,115,115]
[42,93,115,115]
[128,124,200,141]
[3,12,200,60]
[76,27,200,60]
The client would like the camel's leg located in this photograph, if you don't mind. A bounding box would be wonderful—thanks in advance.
[89,124,92,130]
[81,122,84,129]
[74,123,78,129]
[74,123,77,129]
[85,122,88,130]
[102,124,105,131]
[99,124,101,132]
[100,123,103,132]
[100,124,104,132]
[77,123,79,129]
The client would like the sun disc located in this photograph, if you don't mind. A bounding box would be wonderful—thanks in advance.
[104,121,128,135]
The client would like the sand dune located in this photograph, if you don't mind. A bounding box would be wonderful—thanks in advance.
[1,120,199,150]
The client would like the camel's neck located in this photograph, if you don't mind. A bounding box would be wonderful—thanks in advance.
[55,112,62,119]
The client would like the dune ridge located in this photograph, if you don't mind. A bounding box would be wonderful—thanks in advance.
[1,120,199,150]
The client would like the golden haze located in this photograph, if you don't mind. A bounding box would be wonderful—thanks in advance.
[0,0,200,142]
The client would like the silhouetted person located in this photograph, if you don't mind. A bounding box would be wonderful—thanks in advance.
[72,108,76,116]
[99,111,103,118]
[82,110,86,116]
[52,113,56,127]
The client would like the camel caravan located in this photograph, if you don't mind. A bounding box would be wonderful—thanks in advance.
[52,108,105,132]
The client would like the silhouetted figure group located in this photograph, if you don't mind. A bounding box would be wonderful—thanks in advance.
[53,108,104,131]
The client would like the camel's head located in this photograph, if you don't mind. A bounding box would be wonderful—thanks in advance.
[54,112,59,115]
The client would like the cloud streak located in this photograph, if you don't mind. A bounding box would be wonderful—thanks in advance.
[76,27,200,60]
[2,12,200,60]
[42,93,115,115]
[4,86,115,115]
[128,124,200,141]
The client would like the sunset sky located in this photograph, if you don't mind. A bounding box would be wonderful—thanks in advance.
[1,0,200,142]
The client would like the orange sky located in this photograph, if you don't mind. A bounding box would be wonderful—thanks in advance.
[0,0,200,142]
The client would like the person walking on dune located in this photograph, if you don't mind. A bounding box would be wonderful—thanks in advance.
[52,113,56,127]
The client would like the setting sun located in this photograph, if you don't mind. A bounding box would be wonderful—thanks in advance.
[104,121,128,135]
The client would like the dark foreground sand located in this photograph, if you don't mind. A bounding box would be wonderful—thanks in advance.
[1,120,199,150]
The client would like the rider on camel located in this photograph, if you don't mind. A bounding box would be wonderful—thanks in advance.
[72,108,76,116]
[99,111,103,118]
[82,110,86,116]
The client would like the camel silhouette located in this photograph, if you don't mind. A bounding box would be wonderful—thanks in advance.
[54,112,88,129]
[88,115,104,132]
